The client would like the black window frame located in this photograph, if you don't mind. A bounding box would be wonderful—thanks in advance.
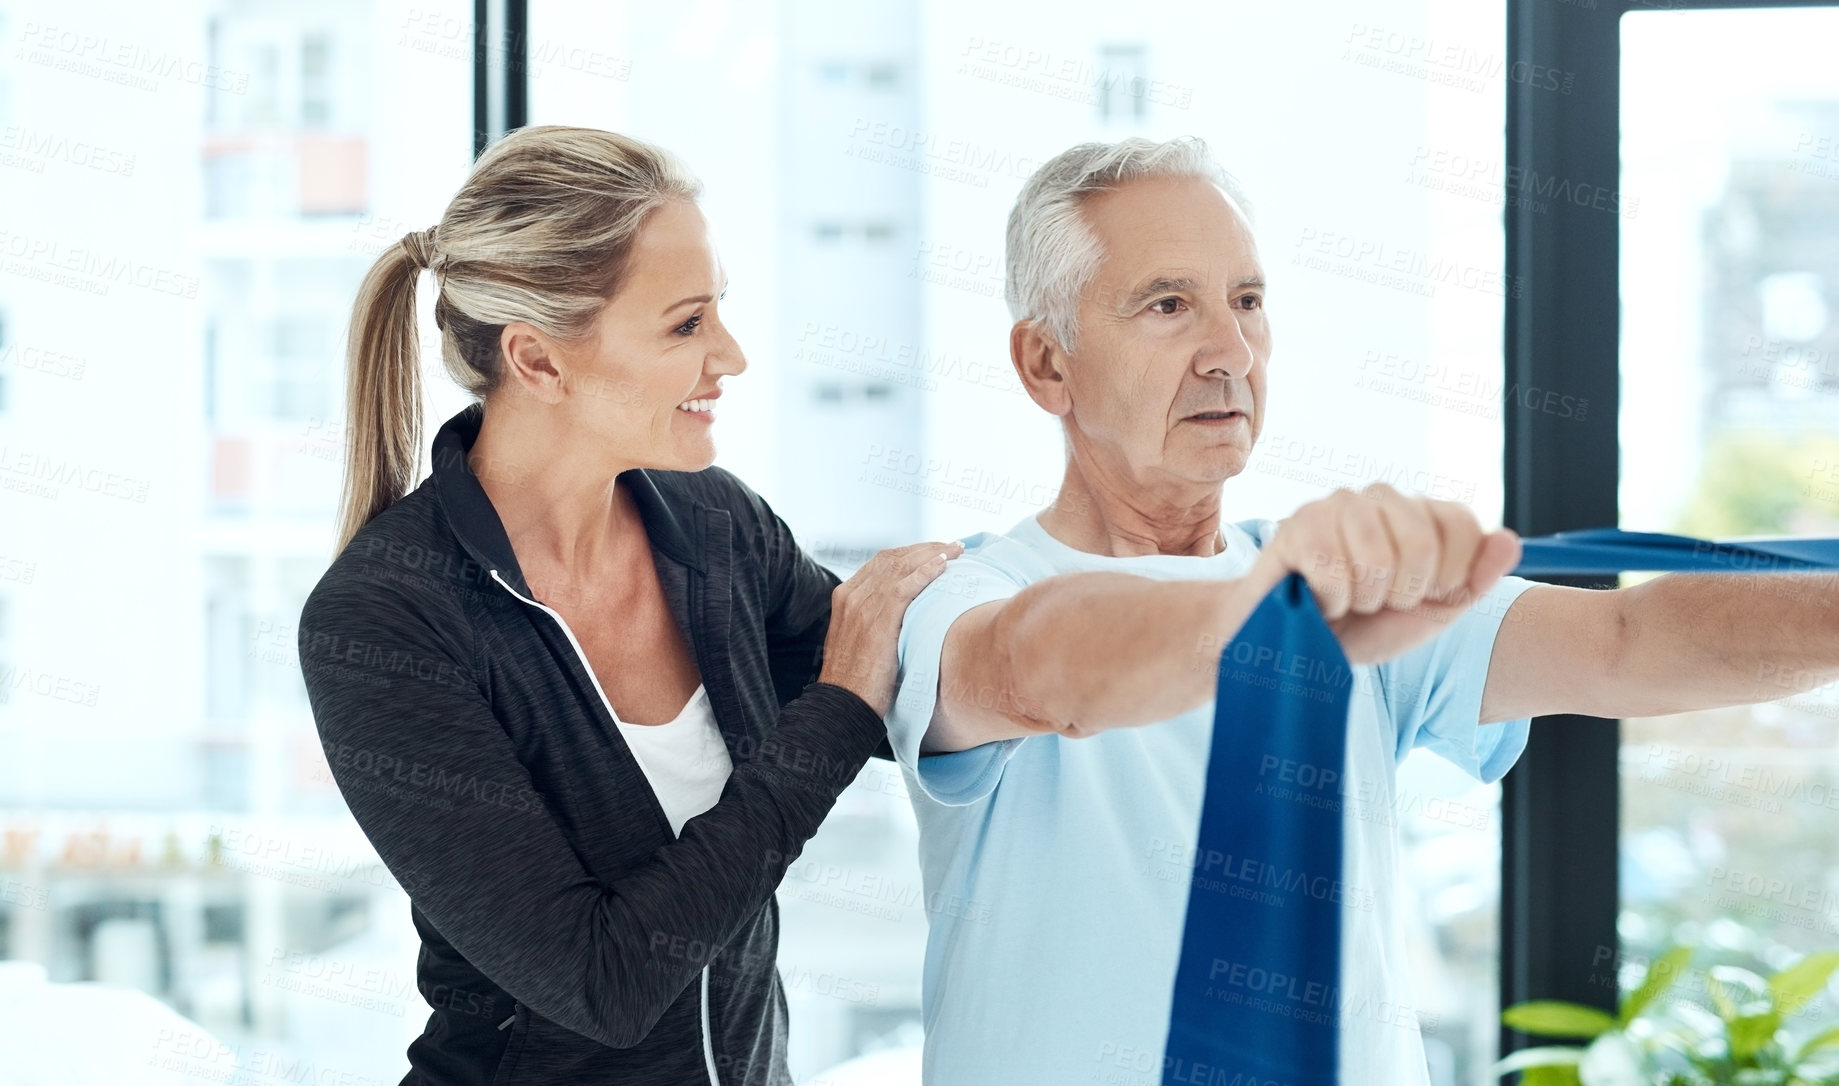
[473,0,528,159]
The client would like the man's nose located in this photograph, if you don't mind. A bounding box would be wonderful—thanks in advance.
[1196,312,1256,380]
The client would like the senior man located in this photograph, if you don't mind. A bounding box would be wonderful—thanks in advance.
[881,136,1839,1085]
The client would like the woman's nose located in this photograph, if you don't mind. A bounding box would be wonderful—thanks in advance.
[714,323,748,377]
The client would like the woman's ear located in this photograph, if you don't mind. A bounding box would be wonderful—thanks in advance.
[499,322,569,405]
[1010,320,1073,417]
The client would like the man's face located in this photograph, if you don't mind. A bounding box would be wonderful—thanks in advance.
[1061,173,1268,491]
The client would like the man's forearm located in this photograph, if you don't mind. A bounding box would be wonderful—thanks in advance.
[1611,571,1839,716]
[983,558,1287,736]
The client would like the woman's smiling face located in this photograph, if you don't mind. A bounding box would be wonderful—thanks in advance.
[554,199,748,473]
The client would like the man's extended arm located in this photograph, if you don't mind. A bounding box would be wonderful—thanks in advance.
[923,485,1524,754]
[1480,571,1839,724]
[923,564,1286,752]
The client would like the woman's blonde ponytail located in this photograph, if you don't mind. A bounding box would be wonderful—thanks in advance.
[336,232,430,553]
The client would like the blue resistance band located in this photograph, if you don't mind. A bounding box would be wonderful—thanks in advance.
[1163,527,1839,1086]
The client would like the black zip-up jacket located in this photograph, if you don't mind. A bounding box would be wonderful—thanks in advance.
[296,403,887,1085]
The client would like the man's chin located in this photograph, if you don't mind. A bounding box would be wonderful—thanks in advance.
[1178,448,1249,486]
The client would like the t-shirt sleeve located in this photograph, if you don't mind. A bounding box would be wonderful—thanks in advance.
[884,540,1029,806]
[1373,574,1540,782]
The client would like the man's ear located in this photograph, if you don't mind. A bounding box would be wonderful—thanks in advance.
[1010,320,1072,417]
[499,322,569,405]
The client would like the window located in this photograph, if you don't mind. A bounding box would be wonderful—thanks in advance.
[0,0,471,1075]
[1097,43,1148,123]
[1618,1,1839,995]
[301,33,333,127]
[0,594,10,708]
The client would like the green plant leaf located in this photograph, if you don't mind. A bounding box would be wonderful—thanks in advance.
[1521,1066,1584,1086]
[1623,947,1695,1026]
[1503,1001,1618,1039]
[1495,1045,1586,1075]
[1796,1026,1839,1062]
[1772,953,1839,1017]
[1581,1032,1645,1082]
[1729,1010,1783,1061]
[1670,998,1729,1041]
[1712,966,1774,1023]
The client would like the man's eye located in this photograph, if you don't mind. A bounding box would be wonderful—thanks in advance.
[674,313,703,336]
[1150,297,1185,315]
[1239,294,1263,310]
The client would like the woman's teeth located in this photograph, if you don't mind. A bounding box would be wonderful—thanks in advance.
[678,399,714,412]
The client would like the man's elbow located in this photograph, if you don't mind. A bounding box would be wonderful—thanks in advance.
[932,579,1129,746]
[1576,584,1640,718]
[988,591,1066,714]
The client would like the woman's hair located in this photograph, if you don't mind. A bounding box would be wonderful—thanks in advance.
[336,125,703,552]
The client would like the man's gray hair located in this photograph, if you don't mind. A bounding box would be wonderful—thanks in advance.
[1004,136,1251,353]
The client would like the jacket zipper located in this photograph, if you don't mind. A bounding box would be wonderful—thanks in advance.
[489,570,721,1086]
[699,966,719,1084]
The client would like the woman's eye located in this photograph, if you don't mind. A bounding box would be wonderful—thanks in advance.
[1150,297,1185,315]
[674,313,703,336]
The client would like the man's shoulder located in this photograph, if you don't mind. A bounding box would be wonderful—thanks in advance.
[1231,517,1280,549]
[950,522,1060,588]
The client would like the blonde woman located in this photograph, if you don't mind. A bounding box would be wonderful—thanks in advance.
[297,126,961,1085]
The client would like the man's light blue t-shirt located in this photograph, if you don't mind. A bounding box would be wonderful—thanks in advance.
[884,512,1538,1086]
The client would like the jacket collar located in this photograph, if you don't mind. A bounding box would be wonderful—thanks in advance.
[430,403,707,597]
